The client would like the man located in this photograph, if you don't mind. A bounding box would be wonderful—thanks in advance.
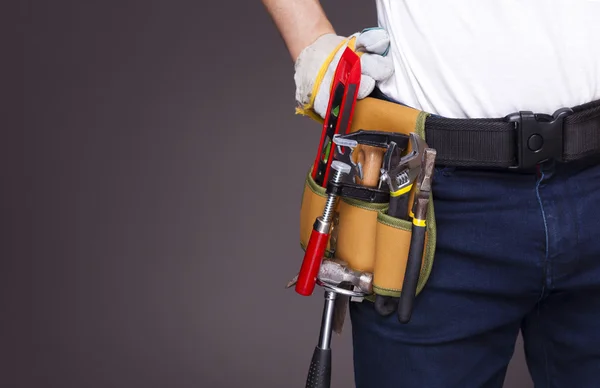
[262,1,600,387]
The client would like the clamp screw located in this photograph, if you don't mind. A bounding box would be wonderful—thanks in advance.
[323,161,350,222]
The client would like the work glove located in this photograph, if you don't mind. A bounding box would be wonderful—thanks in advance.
[294,28,394,121]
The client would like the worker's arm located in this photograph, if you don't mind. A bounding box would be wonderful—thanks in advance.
[262,0,394,119]
[261,0,335,62]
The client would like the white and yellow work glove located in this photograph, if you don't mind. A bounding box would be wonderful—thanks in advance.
[294,28,394,122]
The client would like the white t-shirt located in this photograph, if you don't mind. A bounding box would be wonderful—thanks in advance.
[375,0,600,119]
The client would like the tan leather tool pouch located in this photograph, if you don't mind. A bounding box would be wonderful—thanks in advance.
[298,96,437,298]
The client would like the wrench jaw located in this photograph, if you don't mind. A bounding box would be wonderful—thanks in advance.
[410,147,437,219]
[416,148,437,194]
[402,133,428,171]
[379,141,402,190]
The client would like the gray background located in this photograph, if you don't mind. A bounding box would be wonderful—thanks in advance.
[18,1,534,387]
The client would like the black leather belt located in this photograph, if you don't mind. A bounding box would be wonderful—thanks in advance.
[423,99,600,169]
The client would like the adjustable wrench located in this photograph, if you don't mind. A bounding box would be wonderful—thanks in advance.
[380,133,428,220]
[374,132,428,317]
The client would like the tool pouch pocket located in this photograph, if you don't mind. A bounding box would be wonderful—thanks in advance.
[299,168,335,257]
[299,166,389,263]
[334,198,389,273]
[371,198,437,298]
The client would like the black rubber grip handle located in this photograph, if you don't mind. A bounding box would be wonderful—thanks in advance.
[305,346,331,388]
[398,223,426,323]
[388,193,409,220]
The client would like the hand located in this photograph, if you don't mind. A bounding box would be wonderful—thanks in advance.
[294,28,394,120]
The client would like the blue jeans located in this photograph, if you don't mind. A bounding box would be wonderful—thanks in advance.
[349,111,600,386]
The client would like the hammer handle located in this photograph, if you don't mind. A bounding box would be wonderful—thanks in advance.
[305,346,331,388]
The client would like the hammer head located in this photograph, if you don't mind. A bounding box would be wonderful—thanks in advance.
[318,258,373,294]
[285,258,373,295]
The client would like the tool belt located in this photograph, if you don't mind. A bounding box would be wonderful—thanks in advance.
[299,96,600,302]
[425,98,600,169]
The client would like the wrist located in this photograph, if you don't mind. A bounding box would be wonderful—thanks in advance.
[290,23,336,62]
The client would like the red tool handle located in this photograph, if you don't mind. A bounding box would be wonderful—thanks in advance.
[295,227,330,296]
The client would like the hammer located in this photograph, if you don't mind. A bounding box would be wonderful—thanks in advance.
[286,258,373,388]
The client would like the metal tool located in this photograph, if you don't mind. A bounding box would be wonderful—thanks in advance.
[288,258,373,388]
[328,130,410,203]
[287,258,373,294]
[379,133,427,220]
[333,130,410,184]
[397,147,437,324]
[313,258,372,334]
[374,133,428,317]
[331,292,350,336]
[326,259,372,335]
[306,289,336,388]
[296,161,352,297]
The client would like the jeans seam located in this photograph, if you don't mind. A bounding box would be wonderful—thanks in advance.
[535,171,549,301]
[535,172,552,388]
